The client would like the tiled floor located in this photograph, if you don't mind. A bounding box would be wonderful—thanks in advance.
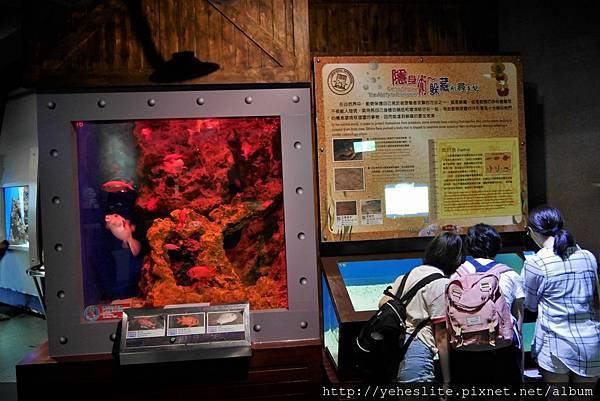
[0,305,47,383]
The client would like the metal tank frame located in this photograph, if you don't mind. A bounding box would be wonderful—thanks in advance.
[37,86,319,358]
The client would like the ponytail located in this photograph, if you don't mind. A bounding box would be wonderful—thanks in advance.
[553,228,576,260]
[529,205,577,260]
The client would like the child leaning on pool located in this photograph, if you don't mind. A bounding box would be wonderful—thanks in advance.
[379,232,465,386]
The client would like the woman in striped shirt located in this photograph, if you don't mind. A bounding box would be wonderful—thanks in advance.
[522,206,600,398]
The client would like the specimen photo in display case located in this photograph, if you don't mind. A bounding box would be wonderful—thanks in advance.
[3,185,29,250]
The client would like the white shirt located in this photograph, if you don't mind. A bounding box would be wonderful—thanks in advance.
[388,265,449,354]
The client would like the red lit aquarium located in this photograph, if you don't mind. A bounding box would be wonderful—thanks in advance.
[38,87,318,358]
[76,117,288,317]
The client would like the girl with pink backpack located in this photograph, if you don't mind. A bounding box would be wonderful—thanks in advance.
[447,223,524,390]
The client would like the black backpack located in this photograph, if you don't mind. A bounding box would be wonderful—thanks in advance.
[354,271,445,382]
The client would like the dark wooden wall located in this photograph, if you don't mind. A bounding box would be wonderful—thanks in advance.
[24,0,309,87]
[310,0,498,55]
[22,0,498,88]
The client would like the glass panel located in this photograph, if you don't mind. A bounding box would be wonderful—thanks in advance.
[3,186,29,248]
[322,273,340,368]
[338,258,422,312]
[75,117,287,316]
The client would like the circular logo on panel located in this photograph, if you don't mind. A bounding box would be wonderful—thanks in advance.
[84,305,100,321]
[327,68,354,95]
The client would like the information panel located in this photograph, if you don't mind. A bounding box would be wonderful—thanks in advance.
[314,56,527,241]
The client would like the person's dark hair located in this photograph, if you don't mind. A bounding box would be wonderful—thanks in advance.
[528,205,576,260]
[0,240,9,261]
[465,223,502,259]
[423,232,465,275]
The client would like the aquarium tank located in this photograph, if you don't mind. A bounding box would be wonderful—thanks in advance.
[75,117,287,316]
[331,254,534,352]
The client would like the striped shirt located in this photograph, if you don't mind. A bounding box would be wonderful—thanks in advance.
[522,246,600,376]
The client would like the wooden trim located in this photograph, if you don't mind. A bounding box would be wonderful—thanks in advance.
[251,338,321,350]
[292,0,310,81]
[27,68,301,88]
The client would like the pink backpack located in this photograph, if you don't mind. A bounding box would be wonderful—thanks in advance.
[445,261,513,351]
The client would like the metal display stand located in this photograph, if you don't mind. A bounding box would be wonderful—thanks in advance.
[26,263,46,318]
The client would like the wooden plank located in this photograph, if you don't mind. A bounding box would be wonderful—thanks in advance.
[259,0,276,68]
[285,0,293,52]
[114,12,123,69]
[125,15,138,70]
[158,0,175,60]
[234,0,248,67]
[208,0,295,67]
[145,0,161,64]
[44,0,125,69]
[207,1,222,63]
[175,0,184,51]
[292,0,309,81]
[105,13,115,68]
[234,23,248,67]
[247,0,261,69]
[180,0,196,52]
[194,0,210,60]
[222,8,236,69]
[273,0,286,48]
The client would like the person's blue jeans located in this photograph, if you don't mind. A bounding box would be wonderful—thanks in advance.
[397,335,436,382]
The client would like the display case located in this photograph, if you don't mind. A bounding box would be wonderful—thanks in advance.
[3,185,30,250]
[321,251,536,378]
[37,86,319,358]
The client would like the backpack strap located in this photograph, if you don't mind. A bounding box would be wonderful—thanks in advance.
[488,263,512,276]
[455,265,470,277]
[398,273,445,306]
[399,317,432,359]
[382,272,411,302]
[383,272,445,305]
